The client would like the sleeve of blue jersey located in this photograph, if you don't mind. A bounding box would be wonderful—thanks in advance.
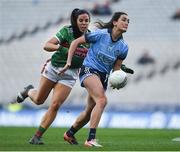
[117,44,129,60]
[84,29,102,43]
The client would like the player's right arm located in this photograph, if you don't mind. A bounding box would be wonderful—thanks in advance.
[59,35,86,74]
[43,26,69,52]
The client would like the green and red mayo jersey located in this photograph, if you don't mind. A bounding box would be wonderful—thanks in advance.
[51,25,89,69]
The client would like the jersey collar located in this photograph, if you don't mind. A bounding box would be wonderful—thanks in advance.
[108,28,123,42]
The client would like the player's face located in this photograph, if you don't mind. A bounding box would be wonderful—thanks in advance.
[115,14,129,33]
[77,14,90,33]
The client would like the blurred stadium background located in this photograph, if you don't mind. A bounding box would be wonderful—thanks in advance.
[0,0,180,128]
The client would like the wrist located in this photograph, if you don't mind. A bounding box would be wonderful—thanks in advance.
[57,44,61,50]
[67,62,71,67]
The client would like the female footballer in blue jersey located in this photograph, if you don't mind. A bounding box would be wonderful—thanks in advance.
[60,12,130,147]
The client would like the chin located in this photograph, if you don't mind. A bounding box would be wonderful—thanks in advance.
[80,29,87,33]
[121,29,127,33]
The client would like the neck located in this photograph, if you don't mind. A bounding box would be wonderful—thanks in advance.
[112,28,123,41]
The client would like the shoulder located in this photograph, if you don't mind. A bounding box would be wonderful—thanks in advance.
[57,25,73,37]
[97,29,108,34]
[90,29,108,38]
[55,25,74,42]
[57,25,73,33]
[90,28,107,34]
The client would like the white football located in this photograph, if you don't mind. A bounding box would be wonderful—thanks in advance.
[109,70,127,86]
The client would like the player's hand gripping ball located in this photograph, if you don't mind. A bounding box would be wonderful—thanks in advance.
[109,70,127,89]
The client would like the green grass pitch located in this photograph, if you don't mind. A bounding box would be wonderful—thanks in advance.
[1,127,180,151]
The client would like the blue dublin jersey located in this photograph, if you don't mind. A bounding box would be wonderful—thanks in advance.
[84,28,128,74]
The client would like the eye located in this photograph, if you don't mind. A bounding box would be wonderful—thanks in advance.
[85,19,89,22]
[79,19,83,22]
[78,19,89,23]
[122,18,129,23]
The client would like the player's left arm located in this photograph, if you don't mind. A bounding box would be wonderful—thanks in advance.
[113,59,123,71]
[117,43,134,74]
[113,59,135,74]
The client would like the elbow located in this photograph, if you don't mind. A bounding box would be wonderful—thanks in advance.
[43,42,51,51]
[43,46,46,51]
[43,44,48,51]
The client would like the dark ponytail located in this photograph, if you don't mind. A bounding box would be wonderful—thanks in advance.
[95,12,127,29]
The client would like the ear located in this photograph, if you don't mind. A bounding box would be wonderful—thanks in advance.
[113,20,118,26]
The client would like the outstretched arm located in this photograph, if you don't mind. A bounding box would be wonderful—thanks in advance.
[59,35,86,74]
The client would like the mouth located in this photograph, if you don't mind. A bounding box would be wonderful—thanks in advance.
[121,27,127,32]
[122,27,128,31]
[80,26,88,32]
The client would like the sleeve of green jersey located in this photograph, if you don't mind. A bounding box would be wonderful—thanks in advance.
[55,26,68,42]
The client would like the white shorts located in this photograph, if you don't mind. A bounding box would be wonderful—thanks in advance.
[42,62,79,88]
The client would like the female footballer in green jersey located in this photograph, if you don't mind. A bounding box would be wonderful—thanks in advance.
[16,8,91,144]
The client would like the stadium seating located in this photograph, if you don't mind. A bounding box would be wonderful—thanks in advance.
[0,0,180,111]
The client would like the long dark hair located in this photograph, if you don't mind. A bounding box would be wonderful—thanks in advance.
[95,12,127,29]
[70,8,90,38]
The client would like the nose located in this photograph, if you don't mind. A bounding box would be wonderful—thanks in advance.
[125,21,129,26]
[82,21,88,25]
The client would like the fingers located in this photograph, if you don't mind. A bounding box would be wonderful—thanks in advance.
[121,64,134,74]
[58,65,70,75]
[126,68,134,74]
[110,84,116,89]
[110,78,127,90]
[111,84,120,90]
[58,68,66,75]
